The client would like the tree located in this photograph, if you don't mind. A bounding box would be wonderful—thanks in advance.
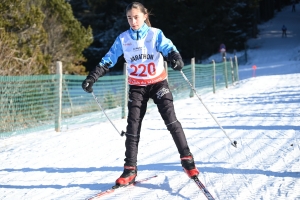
[41,0,93,74]
[0,0,49,75]
[0,0,93,75]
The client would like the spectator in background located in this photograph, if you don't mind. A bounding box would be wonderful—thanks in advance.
[292,2,296,12]
[219,43,226,59]
[282,25,287,38]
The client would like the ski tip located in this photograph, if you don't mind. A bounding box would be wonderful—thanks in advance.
[231,141,237,148]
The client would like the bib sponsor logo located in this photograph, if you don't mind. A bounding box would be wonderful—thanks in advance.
[133,46,146,51]
[123,43,132,46]
[130,54,154,62]
[128,70,167,86]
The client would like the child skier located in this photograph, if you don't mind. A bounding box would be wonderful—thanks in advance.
[82,1,199,187]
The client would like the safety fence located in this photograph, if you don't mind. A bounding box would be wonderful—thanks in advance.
[0,57,239,138]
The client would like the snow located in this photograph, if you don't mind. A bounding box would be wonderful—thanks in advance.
[1,5,300,200]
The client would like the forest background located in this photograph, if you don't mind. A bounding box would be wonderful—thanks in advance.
[0,0,293,75]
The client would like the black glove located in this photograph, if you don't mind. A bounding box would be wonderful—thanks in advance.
[168,51,184,71]
[82,63,110,93]
[82,77,95,93]
[88,63,110,82]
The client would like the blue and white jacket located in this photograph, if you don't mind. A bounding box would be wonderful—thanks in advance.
[99,23,178,68]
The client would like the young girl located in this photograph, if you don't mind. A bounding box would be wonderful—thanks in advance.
[82,1,199,187]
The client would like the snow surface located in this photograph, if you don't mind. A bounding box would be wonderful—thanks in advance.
[1,5,300,200]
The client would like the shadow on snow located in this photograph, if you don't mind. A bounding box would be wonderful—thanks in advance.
[1,162,299,190]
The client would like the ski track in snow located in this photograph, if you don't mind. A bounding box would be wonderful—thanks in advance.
[2,74,300,200]
[1,4,300,200]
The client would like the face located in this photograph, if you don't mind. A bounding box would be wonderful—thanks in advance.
[127,8,147,30]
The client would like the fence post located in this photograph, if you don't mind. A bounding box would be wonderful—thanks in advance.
[212,60,216,94]
[224,58,228,88]
[122,63,128,119]
[55,61,62,132]
[190,58,195,98]
[164,61,168,82]
[230,57,235,84]
[234,55,239,81]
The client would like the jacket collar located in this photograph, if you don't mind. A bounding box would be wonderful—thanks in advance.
[129,23,150,40]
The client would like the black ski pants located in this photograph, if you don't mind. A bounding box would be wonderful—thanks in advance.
[124,79,191,166]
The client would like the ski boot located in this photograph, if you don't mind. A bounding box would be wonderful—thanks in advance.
[114,166,137,188]
[181,154,199,178]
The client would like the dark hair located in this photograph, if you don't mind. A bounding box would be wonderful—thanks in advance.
[126,2,151,27]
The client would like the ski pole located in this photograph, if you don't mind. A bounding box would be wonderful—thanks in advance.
[91,92,126,137]
[179,70,237,148]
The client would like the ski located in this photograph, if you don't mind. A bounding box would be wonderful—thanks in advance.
[191,175,215,200]
[86,175,158,200]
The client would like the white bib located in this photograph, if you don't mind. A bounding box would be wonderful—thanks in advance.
[120,28,167,86]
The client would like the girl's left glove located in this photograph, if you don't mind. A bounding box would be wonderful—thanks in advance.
[168,51,184,71]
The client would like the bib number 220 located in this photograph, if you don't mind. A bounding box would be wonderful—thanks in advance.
[129,62,156,77]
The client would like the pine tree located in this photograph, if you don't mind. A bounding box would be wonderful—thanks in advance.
[0,0,93,75]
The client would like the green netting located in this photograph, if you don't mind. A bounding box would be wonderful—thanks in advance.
[0,75,57,137]
[60,75,127,130]
[0,58,239,138]
[195,63,215,94]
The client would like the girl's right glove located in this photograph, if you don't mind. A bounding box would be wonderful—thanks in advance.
[82,77,95,93]
[81,63,110,93]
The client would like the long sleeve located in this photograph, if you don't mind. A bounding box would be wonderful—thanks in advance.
[87,36,124,81]
[156,30,179,57]
[99,36,124,68]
